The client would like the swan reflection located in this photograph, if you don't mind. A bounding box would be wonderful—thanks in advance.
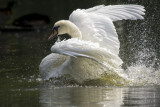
[39,86,160,107]
[39,86,124,107]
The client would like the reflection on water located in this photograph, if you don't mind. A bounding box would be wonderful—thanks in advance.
[40,86,123,107]
[122,87,160,107]
[39,86,160,107]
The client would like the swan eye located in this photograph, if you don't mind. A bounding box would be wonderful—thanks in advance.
[53,26,60,32]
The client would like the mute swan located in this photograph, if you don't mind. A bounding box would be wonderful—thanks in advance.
[39,4,145,83]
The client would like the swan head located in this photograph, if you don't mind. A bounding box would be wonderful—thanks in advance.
[48,20,82,40]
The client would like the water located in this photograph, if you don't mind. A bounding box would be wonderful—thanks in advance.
[40,86,160,107]
[1,0,160,107]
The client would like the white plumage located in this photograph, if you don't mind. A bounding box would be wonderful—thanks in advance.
[69,4,145,54]
[39,4,145,83]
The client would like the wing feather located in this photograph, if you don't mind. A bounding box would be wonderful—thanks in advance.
[69,4,145,55]
[85,4,145,21]
[51,39,123,66]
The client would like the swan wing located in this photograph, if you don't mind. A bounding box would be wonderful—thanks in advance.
[50,39,123,82]
[83,5,145,21]
[69,5,145,55]
[51,39,123,67]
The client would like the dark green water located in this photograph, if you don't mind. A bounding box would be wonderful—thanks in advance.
[0,0,160,107]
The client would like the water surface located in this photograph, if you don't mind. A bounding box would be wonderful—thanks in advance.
[0,30,160,107]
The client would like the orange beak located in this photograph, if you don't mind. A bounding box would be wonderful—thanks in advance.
[48,29,58,40]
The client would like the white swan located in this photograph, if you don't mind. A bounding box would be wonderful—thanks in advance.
[39,4,145,83]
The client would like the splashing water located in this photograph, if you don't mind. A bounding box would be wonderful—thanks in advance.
[122,48,160,86]
[117,2,160,86]
[41,31,160,86]
[125,65,160,86]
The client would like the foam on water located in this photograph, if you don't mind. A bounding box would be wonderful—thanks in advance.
[124,65,160,86]
[120,49,160,86]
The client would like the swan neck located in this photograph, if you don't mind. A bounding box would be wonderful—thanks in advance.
[67,21,82,39]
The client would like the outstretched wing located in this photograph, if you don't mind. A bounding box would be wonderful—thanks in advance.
[69,5,145,55]
[84,5,145,21]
